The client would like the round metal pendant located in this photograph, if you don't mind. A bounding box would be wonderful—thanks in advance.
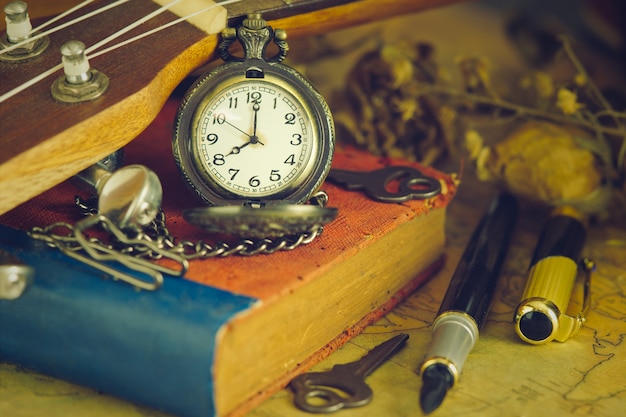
[172,13,336,239]
[172,14,334,208]
[182,205,338,238]
[173,59,334,206]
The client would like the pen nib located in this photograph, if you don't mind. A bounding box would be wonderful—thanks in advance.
[420,364,454,414]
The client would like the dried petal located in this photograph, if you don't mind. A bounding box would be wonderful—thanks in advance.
[380,44,415,89]
[534,71,555,99]
[574,73,587,87]
[556,88,585,115]
[464,129,484,160]
[477,121,602,204]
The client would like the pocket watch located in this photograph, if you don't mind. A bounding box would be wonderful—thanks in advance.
[173,13,336,237]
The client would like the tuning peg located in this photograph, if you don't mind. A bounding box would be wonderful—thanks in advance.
[51,40,109,103]
[0,249,34,300]
[0,0,50,61]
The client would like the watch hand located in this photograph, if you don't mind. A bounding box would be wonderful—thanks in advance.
[248,103,265,145]
[249,135,264,146]
[224,120,252,139]
[223,103,264,145]
[226,141,250,156]
[225,136,266,157]
[252,103,259,137]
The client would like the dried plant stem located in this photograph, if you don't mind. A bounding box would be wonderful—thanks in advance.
[560,35,625,171]
[416,83,626,138]
[559,35,623,128]
[596,110,626,121]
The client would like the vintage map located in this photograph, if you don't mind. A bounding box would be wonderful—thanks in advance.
[1,2,625,417]
[249,187,626,417]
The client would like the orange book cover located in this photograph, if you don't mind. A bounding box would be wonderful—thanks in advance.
[0,98,457,417]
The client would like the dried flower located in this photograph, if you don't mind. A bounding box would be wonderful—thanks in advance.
[536,73,555,98]
[338,41,449,165]
[464,129,483,160]
[456,55,497,97]
[473,121,602,205]
[380,44,415,89]
[556,88,585,115]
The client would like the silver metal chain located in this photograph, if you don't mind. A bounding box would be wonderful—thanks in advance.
[122,209,324,259]
[31,195,326,261]
[27,195,327,290]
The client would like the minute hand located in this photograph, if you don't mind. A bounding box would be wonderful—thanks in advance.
[224,119,252,139]
[252,102,259,137]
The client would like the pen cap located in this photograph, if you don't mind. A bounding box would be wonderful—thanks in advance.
[514,209,589,344]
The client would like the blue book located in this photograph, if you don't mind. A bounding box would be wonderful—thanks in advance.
[0,225,256,417]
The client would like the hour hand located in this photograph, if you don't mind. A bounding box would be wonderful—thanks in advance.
[225,137,264,157]
[226,142,250,156]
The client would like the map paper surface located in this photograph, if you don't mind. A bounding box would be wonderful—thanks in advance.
[250,191,626,417]
[1,2,625,416]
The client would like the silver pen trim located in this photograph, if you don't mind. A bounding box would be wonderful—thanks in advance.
[420,311,479,384]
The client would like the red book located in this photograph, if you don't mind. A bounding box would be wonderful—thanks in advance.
[0,98,456,417]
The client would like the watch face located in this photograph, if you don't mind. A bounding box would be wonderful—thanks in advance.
[174,61,334,206]
[193,77,316,199]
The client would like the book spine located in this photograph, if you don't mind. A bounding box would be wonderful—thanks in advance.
[0,225,256,417]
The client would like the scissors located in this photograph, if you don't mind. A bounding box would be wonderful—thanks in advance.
[289,333,409,413]
[327,166,441,203]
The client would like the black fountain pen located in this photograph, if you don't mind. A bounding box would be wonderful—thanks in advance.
[419,193,519,414]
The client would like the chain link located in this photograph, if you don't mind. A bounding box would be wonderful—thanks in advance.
[42,195,326,262]
[125,209,324,259]
[27,197,326,290]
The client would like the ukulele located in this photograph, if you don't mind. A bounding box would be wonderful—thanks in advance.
[0,0,458,216]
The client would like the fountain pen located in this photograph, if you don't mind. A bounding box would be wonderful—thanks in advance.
[514,206,589,344]
[419,193,518,414]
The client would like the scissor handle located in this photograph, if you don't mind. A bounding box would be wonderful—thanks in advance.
[289,371,373,413]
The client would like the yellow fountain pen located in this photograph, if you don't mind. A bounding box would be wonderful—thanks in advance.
[514,206,594,344]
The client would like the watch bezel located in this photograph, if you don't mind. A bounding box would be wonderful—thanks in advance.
[173,59,334,206]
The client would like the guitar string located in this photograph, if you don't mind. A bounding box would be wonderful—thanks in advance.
[0,0,171,103]
[0,0,131,56]
[85,0,185,55]
[0,0,242,104]
[90,0,242,60]
[29,0,95,34]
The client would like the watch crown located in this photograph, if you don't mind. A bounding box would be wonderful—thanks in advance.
[242,13,267,30]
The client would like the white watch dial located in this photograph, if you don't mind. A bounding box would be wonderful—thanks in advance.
[193,78,317,199]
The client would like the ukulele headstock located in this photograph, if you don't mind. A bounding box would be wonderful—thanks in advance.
[0,0,227,215]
